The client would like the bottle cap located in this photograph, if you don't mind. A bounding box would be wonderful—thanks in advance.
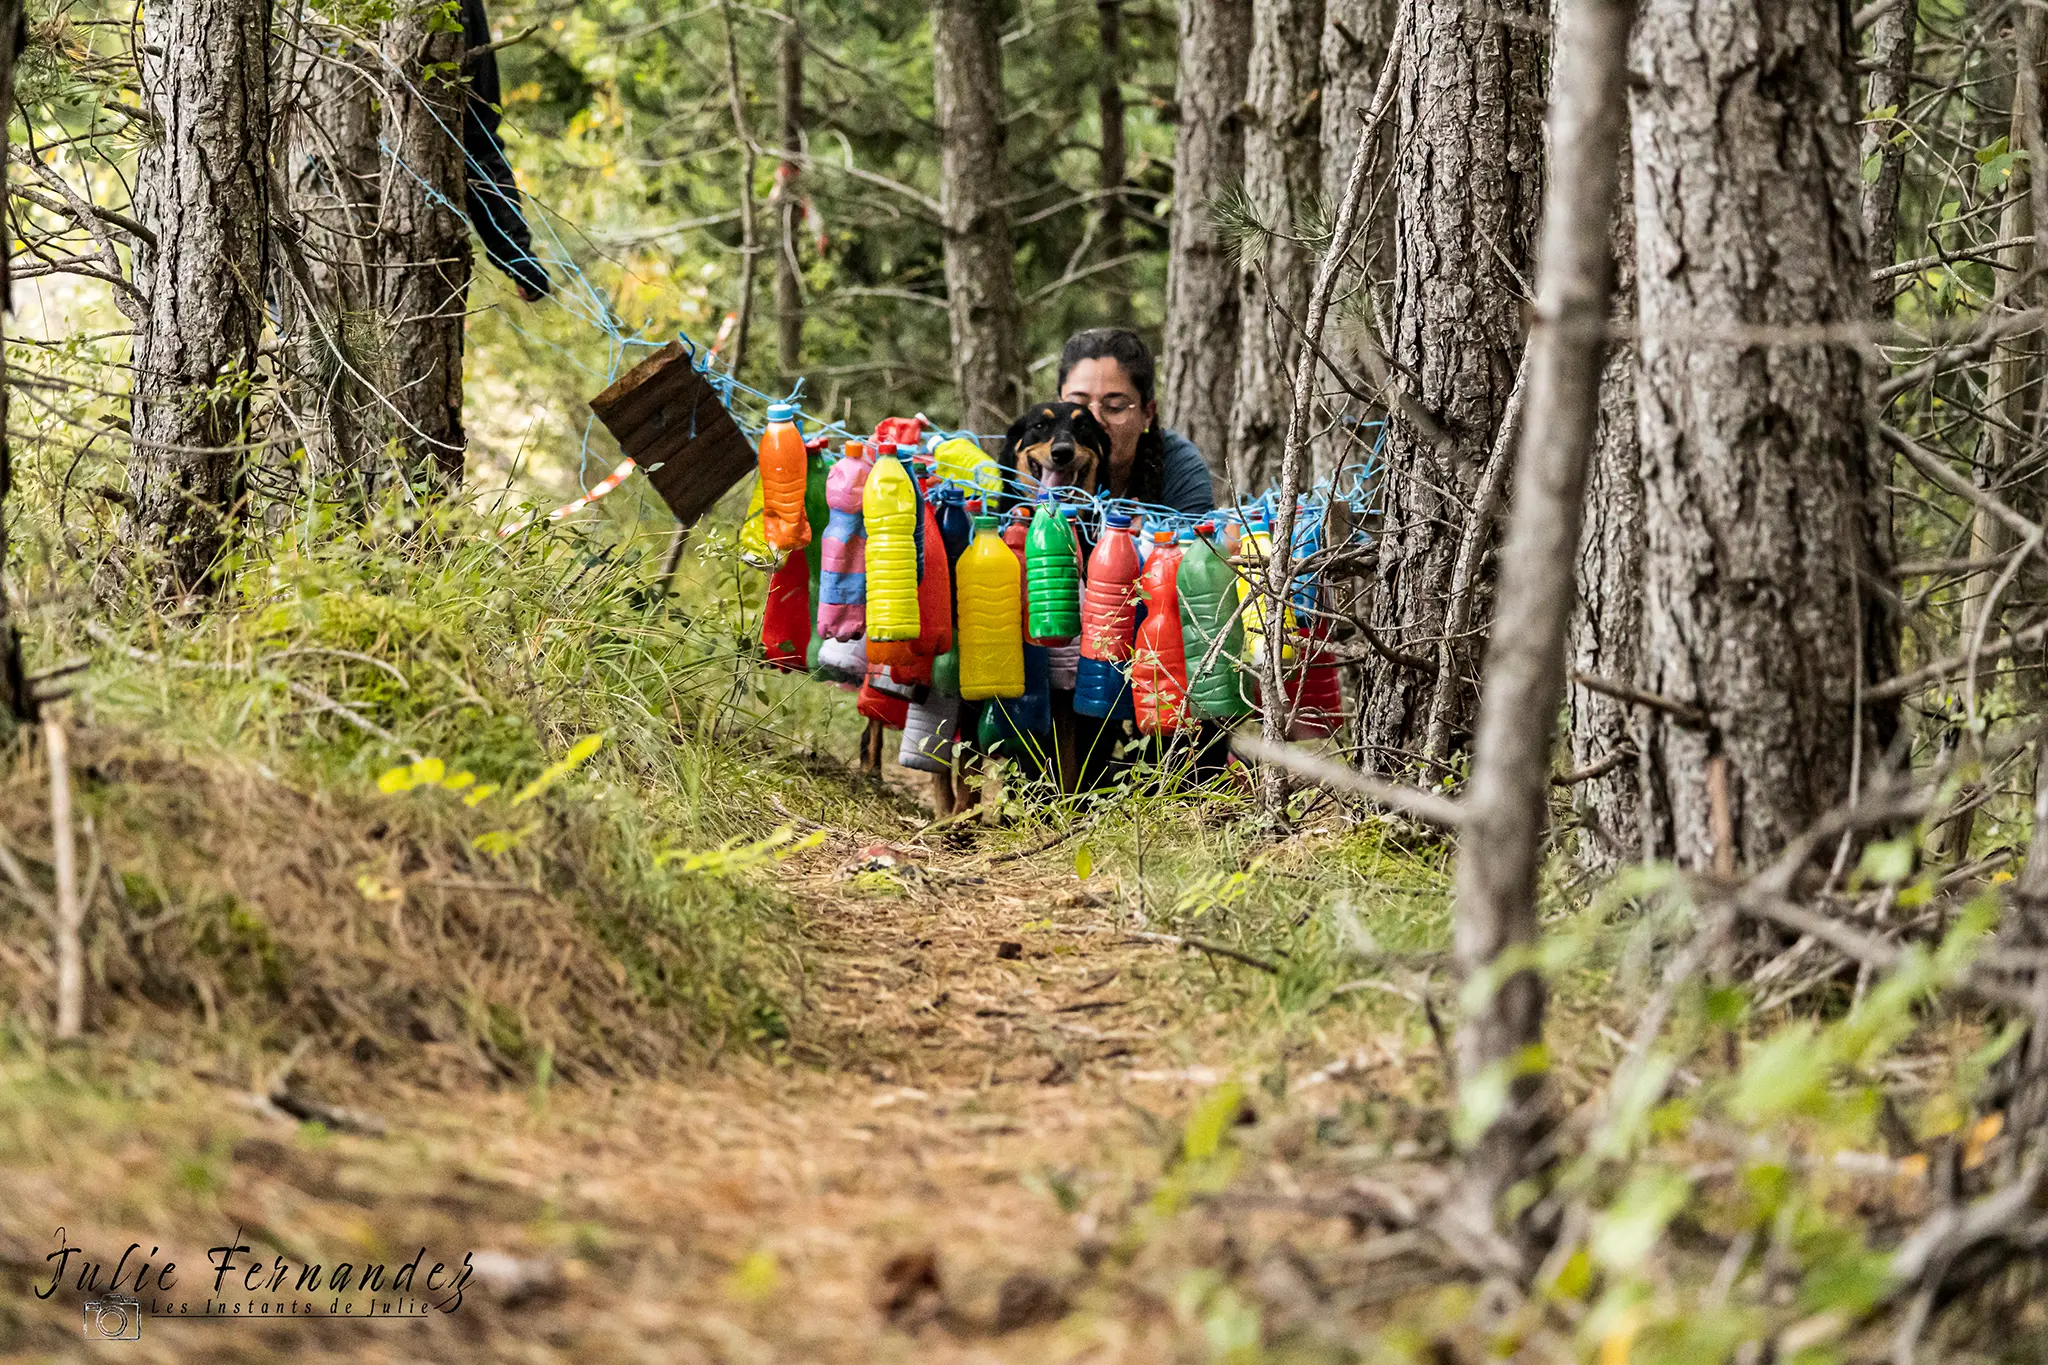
[1106,511,1133,529]
[1153,530,1175,545]
[1176,526,1197,541]
[844,439,867,459]
[766,402,797,423]
[875,442,897,456]
[1195,520,1216,534]
[973,513,998,531]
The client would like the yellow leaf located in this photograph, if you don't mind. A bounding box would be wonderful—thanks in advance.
[511,733,606,807]
[463,783,501,807]
[1074,845,1093,881]
[441,771,476,791]
[1963,1111,2004,1170]
[1598,1305,1640,1365]
[355,873,402,903]
[412,757,445,786]
[377,766,416,794]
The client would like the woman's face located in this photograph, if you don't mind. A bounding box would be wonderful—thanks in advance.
[1060,357,1156,489]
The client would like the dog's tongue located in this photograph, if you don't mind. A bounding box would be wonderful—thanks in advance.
[1038,468,1068,489]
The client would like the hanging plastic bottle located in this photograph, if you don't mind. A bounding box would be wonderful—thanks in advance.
[857,665,911,731]
[1132,530,1190,736]
[738,476,780,569]
[864,449,920,642]
[758,402,811,553]
[761,550,811,672]
[1074,511,1140,720]
[899,693,961,774]
[933,435,1004,499]
[978,640,1051,755]
[1238,516,1295,668]
[818,441,872,640]
[816,632,868,684]
[1026,500,1081,642]
[1178,522,1252,719]
[1286,622,1344,739]
[958,511,1025,700]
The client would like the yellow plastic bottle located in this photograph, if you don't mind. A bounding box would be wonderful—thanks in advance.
[864,451,921,641]
[932,435,1004,500]
[956,511,1025,699]
[1237,517,1294,666]
[738,475,781,570]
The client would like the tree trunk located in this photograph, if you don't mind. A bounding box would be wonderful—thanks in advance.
[1315,0,1394,484]
[1566,146,1646,872]
[776,0,804,379]
[1632,0,1893,870]
[1859,0,1915,314]
[1449,0,1630,1254]
[1357,0,1545,775]
[377,10,470,490]
[279,23,382,498]
[934,0,1026,435]
[1226,0,1324,494]
[129,0,272,592]
[1162,0,1252,466]
[1097,0,1130,324]
[722,0,760,379]
[0,0,33,734]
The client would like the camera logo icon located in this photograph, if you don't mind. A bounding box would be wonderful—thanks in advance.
[83,1293,141,1341]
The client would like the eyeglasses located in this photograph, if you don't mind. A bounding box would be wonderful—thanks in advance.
[1066,394,1141,418]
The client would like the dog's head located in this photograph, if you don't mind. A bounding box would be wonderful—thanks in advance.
[1001,401,1111,500]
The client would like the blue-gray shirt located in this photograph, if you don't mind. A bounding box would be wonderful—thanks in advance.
[1157,428,1215,515]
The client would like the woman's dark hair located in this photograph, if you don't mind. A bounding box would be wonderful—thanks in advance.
[1056,328,1167,503]
[1057,328,1156,404]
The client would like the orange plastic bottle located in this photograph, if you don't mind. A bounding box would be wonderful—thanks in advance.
[758,402,811,553]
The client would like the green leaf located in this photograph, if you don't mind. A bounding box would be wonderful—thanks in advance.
[1074,844,1093,880]
[1862,151,1883,185]
[1729,1022,1827,1123]
[1854,838,1914,887]
[1591,1168,1692,1272]
[1181,1083,1244,1164]
[1976,135,2011,164]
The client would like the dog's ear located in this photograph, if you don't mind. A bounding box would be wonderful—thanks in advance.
[999,411,1034,461]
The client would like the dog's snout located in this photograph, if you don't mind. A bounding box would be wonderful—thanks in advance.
[1048,440,1077,467]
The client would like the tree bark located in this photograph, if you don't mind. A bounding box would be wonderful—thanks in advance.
[934,0,1026,435]
[722,0,760,379]
[377,7,470,489]
[0,0,32,734]
[1357,0,1545,775]
[1162,0,1252,466]
[279,23,382,498]
[1859,0,1915,315]
[1566,145,1645,872]
[1631,0,1893,870]
[1226,0,1324,493]
[1449,0,1630,1252]
[1314,0,1394,484]
[129,0,272,591]
[775,0,804,379]
[1097,0,1130,324]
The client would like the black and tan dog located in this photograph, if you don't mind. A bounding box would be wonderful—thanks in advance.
[1001,401,1113,504]
[992,401,1119,796]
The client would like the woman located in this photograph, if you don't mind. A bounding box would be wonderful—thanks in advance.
[1055,329,1215,515]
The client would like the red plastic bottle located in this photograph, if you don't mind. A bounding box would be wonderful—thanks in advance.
[1080,512,1142,663]
[1131,530,1189,735]
[760,549,810,672]
[856,669,911,730]
[1286,621,1344,739]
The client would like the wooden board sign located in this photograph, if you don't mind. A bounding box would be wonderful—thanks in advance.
[588,341,756,528]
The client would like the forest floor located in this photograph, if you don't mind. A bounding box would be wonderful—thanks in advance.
[0,765,1456,1365]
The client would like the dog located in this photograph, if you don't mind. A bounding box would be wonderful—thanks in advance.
[1001,401,1112,503]
[995,401,1119,796]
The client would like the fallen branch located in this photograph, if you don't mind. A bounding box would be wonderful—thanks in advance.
[1231,732,1465,828]
[45,715,84,1040]
[1124,931,1280,974]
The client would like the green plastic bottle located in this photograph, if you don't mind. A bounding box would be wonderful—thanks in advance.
[1025,500,1081,643]
[1177,521,1252,719]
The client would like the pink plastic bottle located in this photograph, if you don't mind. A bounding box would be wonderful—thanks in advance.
[818,440,872,640]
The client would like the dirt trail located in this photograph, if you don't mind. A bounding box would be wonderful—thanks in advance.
[3,817,1380,1364]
